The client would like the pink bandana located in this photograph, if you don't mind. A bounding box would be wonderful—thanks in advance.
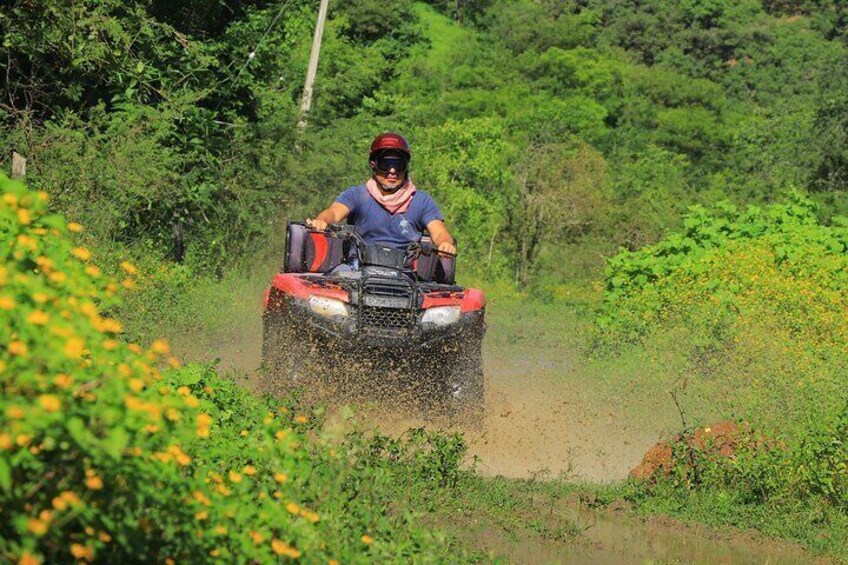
[366,178,416,214]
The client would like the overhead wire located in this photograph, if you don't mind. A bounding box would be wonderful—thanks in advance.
[215,0,294,112]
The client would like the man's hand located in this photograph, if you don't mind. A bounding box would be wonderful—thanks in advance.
[437,241,457,255]
[307,203,350,232]
[306,218,328,231]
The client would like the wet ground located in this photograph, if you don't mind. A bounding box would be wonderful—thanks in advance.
[470,502,823,565]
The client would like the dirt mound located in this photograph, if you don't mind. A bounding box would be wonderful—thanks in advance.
[630,421,744,481]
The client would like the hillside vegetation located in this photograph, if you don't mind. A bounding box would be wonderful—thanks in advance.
[2,0,848,561]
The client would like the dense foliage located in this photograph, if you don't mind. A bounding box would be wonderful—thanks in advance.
[597,195,848,536]
[4,0,848,287]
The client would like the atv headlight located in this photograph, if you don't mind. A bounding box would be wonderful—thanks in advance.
[421,306,461,326]
[308,295,349,318]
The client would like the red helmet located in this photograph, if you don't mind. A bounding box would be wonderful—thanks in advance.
[369,132,411,160]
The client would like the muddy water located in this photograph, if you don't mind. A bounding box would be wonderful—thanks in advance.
[473,504,820,565]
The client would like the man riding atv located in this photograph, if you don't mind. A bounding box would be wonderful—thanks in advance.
[306,132,457,256]
[262,132,485,426]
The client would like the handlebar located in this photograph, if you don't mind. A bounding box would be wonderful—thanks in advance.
[303,220,456,258]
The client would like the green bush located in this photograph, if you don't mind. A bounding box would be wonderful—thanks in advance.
[0,175,468,563]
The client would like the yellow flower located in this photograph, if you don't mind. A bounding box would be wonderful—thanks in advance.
[184,396,200,408]
[27,310,49,325]
[17,208,31,225]
[0,296,15,310]
[271,539,302,558]
[2,193,18,207]
[98,531,111,543]
[84,265,101,277]
[69,544,93,560]
[59,491,81,505]
[167,356,181,368]
[6,406,25,419]
[67,222,84,233]
[214,525,227,535]
[49,271,67,284]
[275,430,287,441]
[240,429,249,437]
[121,278,137,290]
[120,261,138,275]
[300,509,319,523]
[32,293,48,303]
[64,337,85,359]
[176,452,191,467]
[16,234,36,250]
[16,434,31,447]
[37,395,61,413]
[101,318,123,333]
[0,433,12,450]
[295,415,308,424]
[243,465,256,476]
[151,339,170,354]
[196,426,210,439]
[71,247,91,261]
[195,510,208,520]
[85,473,103,491]
[165,408,180,422]
[103,339,118,350]
[197,413,213,427]
[361,534,374,545]
[274,473,288,484]
[53,373,73,388]
[27,518,48,536]
[249,531,264,545]
[228,471,242,483]
[286,502,300,515]
[9,341,28,356]
[37,191,49,202]
[17,551,41,565]
[128,343,142,354]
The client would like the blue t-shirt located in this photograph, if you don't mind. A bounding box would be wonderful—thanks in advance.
[335,184,444,248]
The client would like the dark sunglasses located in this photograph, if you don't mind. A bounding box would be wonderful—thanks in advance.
[372,155,409,174]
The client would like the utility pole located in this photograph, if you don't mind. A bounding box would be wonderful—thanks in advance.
[298,0,330,129]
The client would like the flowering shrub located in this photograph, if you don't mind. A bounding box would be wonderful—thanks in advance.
[0,174,461,563]
[596,192,848,513]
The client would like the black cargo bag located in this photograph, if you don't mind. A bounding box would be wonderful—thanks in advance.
[283,222,346,273]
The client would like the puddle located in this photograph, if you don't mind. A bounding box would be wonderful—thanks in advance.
[470,504,823,565]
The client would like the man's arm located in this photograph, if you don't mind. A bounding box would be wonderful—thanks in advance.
[426,219,457,255]
[307,202,350,231]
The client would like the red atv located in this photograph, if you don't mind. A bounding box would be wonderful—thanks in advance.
[262,222,486,425]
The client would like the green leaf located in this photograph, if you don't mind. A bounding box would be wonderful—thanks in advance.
[0,456,11,492]
[103,427,129,460]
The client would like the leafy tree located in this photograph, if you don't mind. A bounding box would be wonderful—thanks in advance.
[506,141,610,285]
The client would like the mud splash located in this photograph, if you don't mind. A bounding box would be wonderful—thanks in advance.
[183,299,676,483]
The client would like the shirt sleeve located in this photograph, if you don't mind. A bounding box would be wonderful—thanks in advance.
[419,192,444,226]
[334,185,361,213]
